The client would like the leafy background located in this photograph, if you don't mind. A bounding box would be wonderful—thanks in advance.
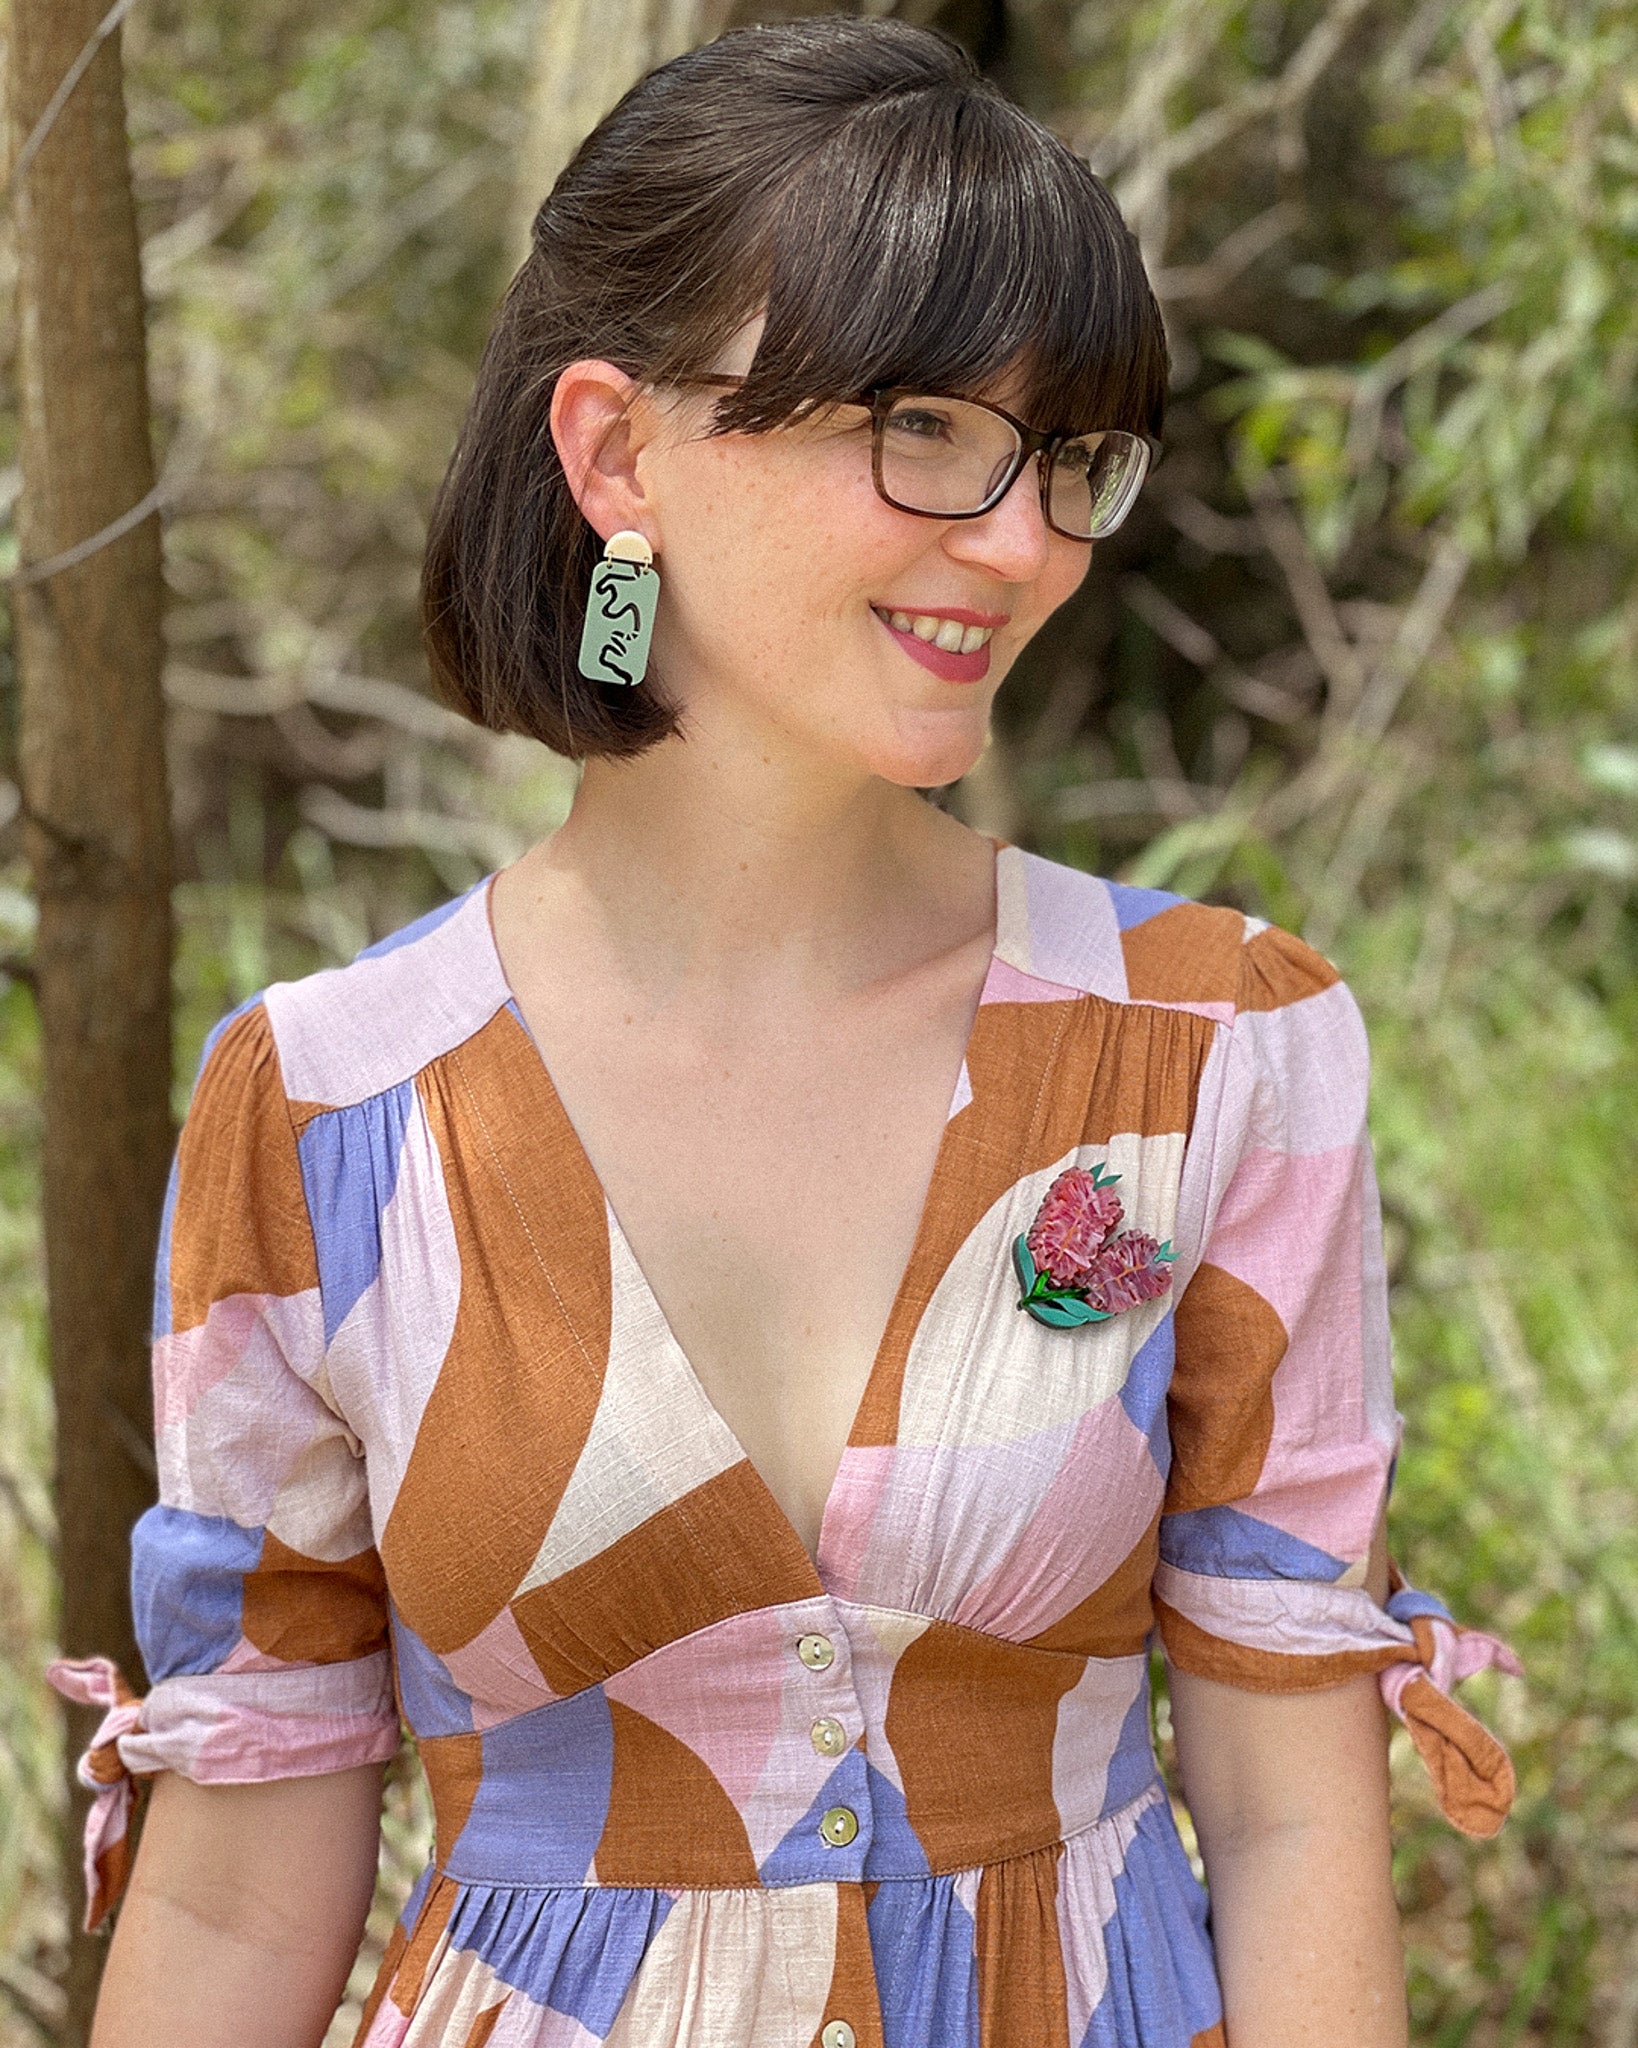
[1,0,1634,2040]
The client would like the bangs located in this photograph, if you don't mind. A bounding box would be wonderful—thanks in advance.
[704,85,1168,443]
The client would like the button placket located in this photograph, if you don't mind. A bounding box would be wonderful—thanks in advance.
[821,2021,857,2048]
[787,1600,869,1875]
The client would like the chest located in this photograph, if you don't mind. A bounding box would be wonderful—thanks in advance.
[500,934,995,1563]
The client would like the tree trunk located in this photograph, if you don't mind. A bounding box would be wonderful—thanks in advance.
[8,1,173,2037]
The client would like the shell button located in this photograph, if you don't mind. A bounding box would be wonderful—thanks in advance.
[821,2024,857,2048]
[810,1715,848,1757]
[796,1632,836,1671]
[818,1805,859,1848]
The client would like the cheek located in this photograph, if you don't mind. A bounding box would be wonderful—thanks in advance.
[661,439,919,630]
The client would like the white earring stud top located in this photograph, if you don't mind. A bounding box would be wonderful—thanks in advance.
[603,529,654,565]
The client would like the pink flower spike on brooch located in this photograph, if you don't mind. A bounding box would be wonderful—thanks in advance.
[1013,1164,1175,1328]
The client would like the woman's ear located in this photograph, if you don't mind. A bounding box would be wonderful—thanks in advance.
[550,359,657,544]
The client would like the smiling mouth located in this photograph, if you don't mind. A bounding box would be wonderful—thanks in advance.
[871,607,997,655]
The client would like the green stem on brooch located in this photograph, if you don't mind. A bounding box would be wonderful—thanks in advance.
[1012,1233,1091,1309]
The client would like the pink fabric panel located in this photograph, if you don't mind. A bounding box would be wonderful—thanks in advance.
[264,882,508,1110]
[119,1655,400,1782]
[153,1294,351,1543]
[951,1402,1163,1640]
[445,1604,563,1731]
[1155,1564,1413,1660]
[602,1606,797,1808]
[982,955,1088,1007]
[1012,848,1128,999]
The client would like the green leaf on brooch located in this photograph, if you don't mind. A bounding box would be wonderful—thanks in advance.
[1012,1235,1038,1305]
[1023,1294,1113,1329]
[1156,1240,1175,1262]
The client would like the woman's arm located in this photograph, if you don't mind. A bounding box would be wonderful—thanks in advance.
[90,1762,384,2048]
[1168,1516,1407,2048]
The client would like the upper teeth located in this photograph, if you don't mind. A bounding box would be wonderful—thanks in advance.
[884,609,993,654]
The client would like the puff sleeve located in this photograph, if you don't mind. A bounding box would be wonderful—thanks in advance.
[47,999,400,1930]
[1154,923,1521,1838]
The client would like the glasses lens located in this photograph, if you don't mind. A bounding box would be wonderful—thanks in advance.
[876,396,1023,517]
[1048,431,1150,539]
[875,397,1151,538]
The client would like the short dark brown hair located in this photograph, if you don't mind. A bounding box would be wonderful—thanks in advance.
[421,15,1169,759]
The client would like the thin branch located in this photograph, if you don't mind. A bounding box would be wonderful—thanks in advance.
[1345,282,1516,472]
[1248,480,1368,724]
[5,0,144,216]
[1114,0,1374,219]
[1151,202,1303,303]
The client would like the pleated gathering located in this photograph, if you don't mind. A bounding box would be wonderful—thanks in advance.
[360,1784,1224,2048]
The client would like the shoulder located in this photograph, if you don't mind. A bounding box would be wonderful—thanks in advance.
[995,845,1346,1023]
[212,877,511,1118]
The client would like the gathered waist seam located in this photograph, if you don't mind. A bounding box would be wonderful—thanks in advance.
[429,1772,1167,1896]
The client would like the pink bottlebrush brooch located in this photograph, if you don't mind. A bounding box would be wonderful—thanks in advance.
[1013,1163,1175,1328]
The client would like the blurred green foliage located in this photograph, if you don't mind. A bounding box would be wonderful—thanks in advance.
[1,0,1633,2041]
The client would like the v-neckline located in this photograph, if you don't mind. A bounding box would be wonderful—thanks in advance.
[476,836,1005,1585]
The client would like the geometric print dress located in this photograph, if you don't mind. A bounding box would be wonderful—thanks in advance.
[50,841,1521,2048]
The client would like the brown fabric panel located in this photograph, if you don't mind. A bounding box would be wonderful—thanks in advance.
[1025,1512,1159,1659]
[1236,923,1340,1011]
[418,1731,485,1868]
[853,994,1213,1449]
[1192,2026,1228,2047]
[1119,902,1247,1010]
[392,1872,457,2018]
[1397,1671,1515,1839]
[884,1620,1082,1871]
[805,1885,885,2048]
[1166,1263,1287,1513]
[975,1842,1070,2048]
[168,1003,318,1334]
[240,1532,389,1665]
[382,1008,612,1652]
[595,1700,760,1887]
[285,1097,328,1140]
[463,2006,506,2048]
[510,1460,816,1697]
[1156,1598,1399,1691]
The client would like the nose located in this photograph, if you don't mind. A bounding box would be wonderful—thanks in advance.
[941,454,1057,583]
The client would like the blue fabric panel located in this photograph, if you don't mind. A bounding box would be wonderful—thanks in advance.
[442,1686,614,1886]
[756,1748,874,1887]
[151,1149,183,1343]
[1159,1504,1348,1583]
[354,882,484,962]
[397,1860,434,1936]
[867,1871,980,2048]
[859,1759,931,1881]
[1099,1671,1163,1821]
[1105,884,1188,933]
[1387,1583,1453,1627]
[1080,1796,1223,2046]
[1119,1315,1175,1484]
[130,1504,265,1680]
[297,1078,416,1344]
[444,1880,673,2033]
[389,1610,473,1737]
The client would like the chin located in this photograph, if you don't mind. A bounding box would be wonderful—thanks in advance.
[865,729,990,791]
[855,712,986,790]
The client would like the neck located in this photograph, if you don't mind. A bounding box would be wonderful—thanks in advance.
[521,709,990,990]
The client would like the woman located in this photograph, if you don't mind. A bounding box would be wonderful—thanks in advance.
[53,17,1519,2048]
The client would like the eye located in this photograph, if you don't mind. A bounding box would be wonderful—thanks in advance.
[886,406,958,443]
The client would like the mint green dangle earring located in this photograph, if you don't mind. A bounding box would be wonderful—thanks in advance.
[577,529,659,688]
